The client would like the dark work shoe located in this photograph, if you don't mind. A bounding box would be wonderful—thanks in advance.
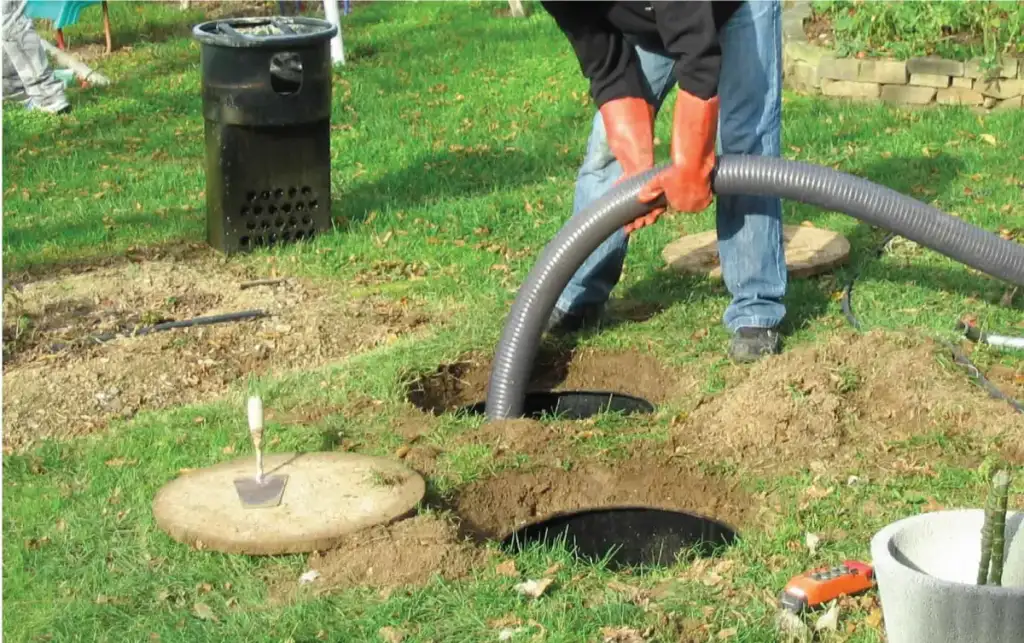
[544,304,605,336]
[728,327,782,363]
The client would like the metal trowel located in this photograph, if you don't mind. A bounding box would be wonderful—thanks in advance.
[233,396,288,508]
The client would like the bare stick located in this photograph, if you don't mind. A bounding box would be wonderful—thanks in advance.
[248,396,264,483]
[239,278,287,290]
[101,1,112,54]
[988,469,1013,586]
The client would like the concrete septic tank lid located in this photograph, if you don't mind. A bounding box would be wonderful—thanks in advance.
[662,224,850,279]
[153,452,425,556]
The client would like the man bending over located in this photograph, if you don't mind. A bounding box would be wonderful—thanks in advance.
[540,0,786,363]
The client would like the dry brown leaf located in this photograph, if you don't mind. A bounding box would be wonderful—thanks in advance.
[514,577,553,599]
[104,457,138,468]
[600,626,648,643]
[717,627,738,639]
[805,532,822,556]
[496,559,518,577]
[192,602,218,622]
[542,562,563,576]
[395,445,411,459]
[815,602,840,632]
[865,608,884,628]
[489,615,522,629]
[606,581,651,608]
[378,626,405,643]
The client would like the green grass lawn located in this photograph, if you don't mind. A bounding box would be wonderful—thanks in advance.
[3,2,1024,642]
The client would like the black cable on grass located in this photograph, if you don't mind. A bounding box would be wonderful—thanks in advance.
[48,309,269,353]
[841,233,1022,414]
[841,232,896,331]
[944,341,1024,414]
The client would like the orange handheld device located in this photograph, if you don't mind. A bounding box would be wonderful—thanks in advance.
[779,560,875,613]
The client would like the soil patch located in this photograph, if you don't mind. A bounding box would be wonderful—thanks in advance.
[272,514,487,599]
[672,330,1024,475]
[454,457,751,542]
[405,346,687,415]
[802,10,834,48]
[2,258,431,453]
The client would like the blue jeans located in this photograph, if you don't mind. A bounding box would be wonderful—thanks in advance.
[555,0,787,333]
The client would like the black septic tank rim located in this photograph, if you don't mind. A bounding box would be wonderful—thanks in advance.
[193,16,338,49]
[460,390,654,420]
[501,506,738,570]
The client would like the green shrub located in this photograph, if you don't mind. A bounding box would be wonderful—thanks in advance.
[810,0,1024,62]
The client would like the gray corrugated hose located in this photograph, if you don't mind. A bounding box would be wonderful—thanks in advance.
[484,155,1024,420]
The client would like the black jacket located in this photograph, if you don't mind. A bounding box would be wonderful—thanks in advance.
[541,1,742,107]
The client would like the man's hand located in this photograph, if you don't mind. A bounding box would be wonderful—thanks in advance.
[630,90,719,234]
[597,96,665,234]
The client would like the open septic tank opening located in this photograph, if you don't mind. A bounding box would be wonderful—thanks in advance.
[501,507,738,570]
[405,351,666,419]
[460,391,654,419]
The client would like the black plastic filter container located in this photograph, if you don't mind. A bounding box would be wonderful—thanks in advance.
[193,16,338,254]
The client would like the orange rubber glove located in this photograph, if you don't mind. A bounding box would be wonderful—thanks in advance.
[600,96,657,181]
[630,90,719,234]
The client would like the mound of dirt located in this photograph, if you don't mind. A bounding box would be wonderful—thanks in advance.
[406,346,688,414]
[674,330,1024,474]
[278,514,487,597]
[455,458,751,541]
[2,259,431,452]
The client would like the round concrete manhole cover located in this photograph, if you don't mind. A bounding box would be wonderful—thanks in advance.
[662,224,850,279]
[153,451,426,555]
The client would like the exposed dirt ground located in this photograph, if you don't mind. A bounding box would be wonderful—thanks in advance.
[454,457,753,542]
[1,257,431,453]
[269,329,1021,599]
[405,345,693,414]
[672,330,1024,475]
[271,457,750,601]
[271,514,489,599]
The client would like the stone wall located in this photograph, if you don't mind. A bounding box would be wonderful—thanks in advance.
[782,1,1023,111]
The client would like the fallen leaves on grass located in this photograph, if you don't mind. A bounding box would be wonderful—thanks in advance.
[805,532,822,556]
[491,616,546,641]
[299,569,320,585]
[865,607,884,629]
[815,602,840,633]
[600,626,649,643]
[495,559,518,577]
[514,577,553,599]
[378,626,406,643]
[104,457,138,468]
[192,602,218,622]
[606,581,652,610]
[980,133,997,146]
[798,484,834,509]
[776,609,812,642]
